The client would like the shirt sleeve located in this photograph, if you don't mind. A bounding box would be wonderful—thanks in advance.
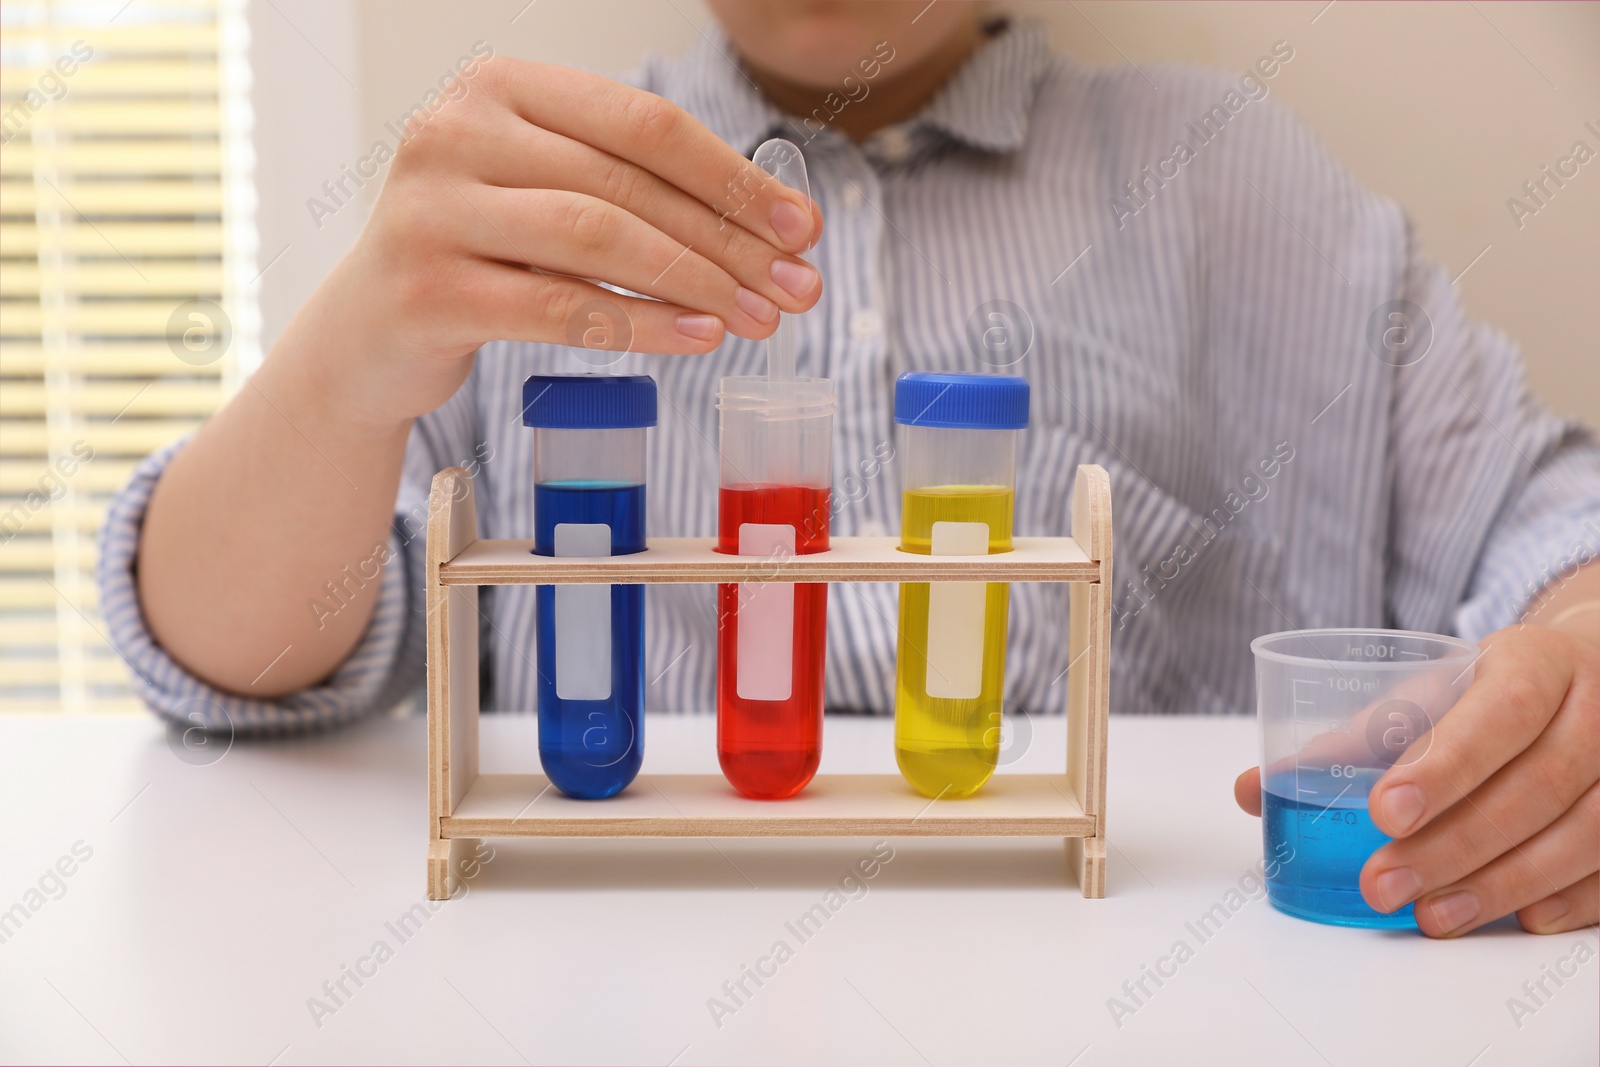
[96,372,484,736]
[1385,241,1600,641]
[1175,68,1600,646]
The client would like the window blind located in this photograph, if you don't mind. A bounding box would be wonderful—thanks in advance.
[1,0,257,713]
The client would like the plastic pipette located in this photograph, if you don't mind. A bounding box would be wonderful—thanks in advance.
[751,138,811,387]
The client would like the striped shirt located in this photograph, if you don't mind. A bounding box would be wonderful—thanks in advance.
[99,20,1600,733]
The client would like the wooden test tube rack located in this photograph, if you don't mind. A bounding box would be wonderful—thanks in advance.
[425,464,1113,900]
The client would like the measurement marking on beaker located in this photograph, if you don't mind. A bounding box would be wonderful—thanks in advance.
[1310,783,1352,823]
[1291,678,1319,721]
[1343,641,1417,661]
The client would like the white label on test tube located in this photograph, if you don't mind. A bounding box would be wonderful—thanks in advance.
[925,521,988,700]
[554,522,611,701]
[736,523,795,701]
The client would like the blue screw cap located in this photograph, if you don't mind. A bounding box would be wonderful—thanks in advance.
[521,374,658,429]
[894,372,1029,430]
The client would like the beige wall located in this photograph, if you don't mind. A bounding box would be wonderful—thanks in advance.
[340,0,1599,424]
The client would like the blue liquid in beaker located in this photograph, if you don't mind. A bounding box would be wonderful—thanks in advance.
[1262,769,1415,929]
[534,481,646,799]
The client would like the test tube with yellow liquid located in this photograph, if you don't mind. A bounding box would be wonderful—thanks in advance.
[893,372,1029,798]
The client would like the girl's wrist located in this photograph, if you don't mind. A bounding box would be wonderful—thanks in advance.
[258,293,414,449]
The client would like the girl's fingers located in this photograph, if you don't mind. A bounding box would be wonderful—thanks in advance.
[460,261,724,355]
[1518,872,1600,935]
[474,116,822,315]
[1369,630,1572,840]
[1410,781,1600,938]
[488,58,817,252]
[1234,767,1262,816]
[803,197,824,251]
[454,184,781,340]
[1361,670,1600,914]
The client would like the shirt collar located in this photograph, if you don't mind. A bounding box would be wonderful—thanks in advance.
[663,18,1055,160]
[917,18,1054,153]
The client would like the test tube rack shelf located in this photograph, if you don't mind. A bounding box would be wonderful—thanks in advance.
[425,464,1113,900]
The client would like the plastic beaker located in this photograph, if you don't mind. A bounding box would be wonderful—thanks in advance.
[1251,628,1477,928]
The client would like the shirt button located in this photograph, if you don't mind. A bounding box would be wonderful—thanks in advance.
[841,183,865,210]
[849,309,883,340]
[877,126,913,164]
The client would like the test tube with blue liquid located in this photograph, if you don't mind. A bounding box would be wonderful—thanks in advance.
[1252,628,1476,928]
[523,373,657,799]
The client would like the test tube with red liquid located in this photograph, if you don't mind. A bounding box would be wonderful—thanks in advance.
[715,376,836,799]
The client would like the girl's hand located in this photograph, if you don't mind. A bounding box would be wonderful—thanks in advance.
[300,54,824,427]
[1357,625,1598,936]
[1235,624,1599,936]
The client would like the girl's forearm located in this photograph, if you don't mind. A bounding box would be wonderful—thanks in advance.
[136,302,414,698]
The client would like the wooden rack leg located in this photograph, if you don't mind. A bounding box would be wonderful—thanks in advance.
[427,467,482,900]
[1066,465,1112,897]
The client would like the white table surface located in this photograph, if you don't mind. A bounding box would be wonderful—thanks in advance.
[2,712,1594,1066]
